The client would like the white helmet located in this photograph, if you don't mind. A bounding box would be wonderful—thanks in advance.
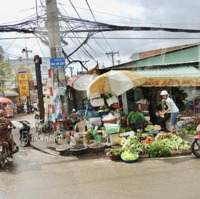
[160,90,169,96]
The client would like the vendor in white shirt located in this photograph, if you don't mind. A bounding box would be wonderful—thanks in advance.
[160,90,179,135]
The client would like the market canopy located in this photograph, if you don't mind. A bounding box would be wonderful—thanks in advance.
[87,70,147,98]
[134,66,200,87]
[0,90,19,97]
[0,97,12,104]
[68,74,97,91]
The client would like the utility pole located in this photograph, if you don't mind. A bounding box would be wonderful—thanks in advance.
[46,0,67,142]
[106,51,119,66]
[22,47,32,65]
[22,47,32,107]
[68,67,74,77]
[46,0,65,87]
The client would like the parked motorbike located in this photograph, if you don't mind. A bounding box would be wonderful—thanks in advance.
[0,127,18,168]
[18,120,31,147]
[191,124,200,157]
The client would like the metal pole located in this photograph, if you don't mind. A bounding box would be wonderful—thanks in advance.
[34,55,45,121]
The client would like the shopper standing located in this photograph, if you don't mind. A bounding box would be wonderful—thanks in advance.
[160,90,179,135]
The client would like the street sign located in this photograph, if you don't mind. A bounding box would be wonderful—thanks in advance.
[50,58,65,67]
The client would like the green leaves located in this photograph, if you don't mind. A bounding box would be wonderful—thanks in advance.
[0,61,14,92]
[149,141,171,157]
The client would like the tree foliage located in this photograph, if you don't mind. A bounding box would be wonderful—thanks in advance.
[0,61,14,93]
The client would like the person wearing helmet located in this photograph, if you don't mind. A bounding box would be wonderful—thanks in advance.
[160,90,179,135]
[0,109,18,153]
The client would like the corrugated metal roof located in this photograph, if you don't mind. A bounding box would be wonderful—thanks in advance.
[138,46,200,66]
[133,66,200,78]
[102,44,200,71]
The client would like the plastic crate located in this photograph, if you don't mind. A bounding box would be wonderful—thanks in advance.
[104,124,120,134]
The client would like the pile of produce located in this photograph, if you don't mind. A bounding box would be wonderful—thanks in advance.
[145,125,161,132]
[154,125,161,131]
[121,150,139,161]
[98,105,110,112]
[70,144,87,151]
[140,136,154,144]
[89,142,105,149]
[106,148,124,156]
[145,125,154,132]
[155,132,173,140]
[121,135,143,153]
[120,127,133,133]
[149,141,171,157]
[159,135,190,151]
[181,124,197,135]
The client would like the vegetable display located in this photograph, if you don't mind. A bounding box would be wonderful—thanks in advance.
[121,135,143,153]
[106,148,124,156]
[149,141,171,157]
[145,125,154,131]
[140,136,154,144]
[160,135,190,151]
[120,127,133,133]
[155,132,172,140]
[181,124,197,135]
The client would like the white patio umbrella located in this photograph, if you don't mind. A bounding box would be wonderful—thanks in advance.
[87,70,147,98]
[68,74,97,91]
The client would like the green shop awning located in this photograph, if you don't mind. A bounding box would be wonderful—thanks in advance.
[133,66,200,87]
[0,90,19,97]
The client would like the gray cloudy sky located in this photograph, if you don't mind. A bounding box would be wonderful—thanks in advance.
[0,0,200,76]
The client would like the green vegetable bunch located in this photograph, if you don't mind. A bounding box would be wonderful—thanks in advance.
[121,150,139,161]
[121,135,143,153]
[161,135,190,150]
[149,141,171,157]
[106,148,124,156]
[145,125,154,132]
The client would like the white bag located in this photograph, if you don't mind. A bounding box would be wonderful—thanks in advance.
[90,98,104,107]
[106,95,119,106]
[89,117,102,127]
[90,92,101,99]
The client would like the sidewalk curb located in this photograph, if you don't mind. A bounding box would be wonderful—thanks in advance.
[30,142,60,157]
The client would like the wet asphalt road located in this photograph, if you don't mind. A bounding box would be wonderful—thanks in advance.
[0,114,200,199]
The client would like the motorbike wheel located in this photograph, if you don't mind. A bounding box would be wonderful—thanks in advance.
[20,134,30,147]
[0,160,5,169]
[191,139,200,158]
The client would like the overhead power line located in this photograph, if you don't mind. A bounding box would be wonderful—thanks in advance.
[2,37,200,40]
[68,0,107,55]
[84,0,113,51]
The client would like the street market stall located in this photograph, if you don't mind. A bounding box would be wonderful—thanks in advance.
[0,97,14,117]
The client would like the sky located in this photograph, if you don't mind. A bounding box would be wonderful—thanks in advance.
[1,0,200,76]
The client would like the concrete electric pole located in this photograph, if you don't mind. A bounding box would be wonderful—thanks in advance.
[46,0,65,87]
[45,0,69,131]
[106,51,119,66]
